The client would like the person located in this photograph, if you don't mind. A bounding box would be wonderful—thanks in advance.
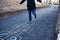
[20,0,42,23]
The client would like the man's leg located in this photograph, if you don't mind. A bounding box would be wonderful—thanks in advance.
[32,9,36,18]
[28,10,32,22]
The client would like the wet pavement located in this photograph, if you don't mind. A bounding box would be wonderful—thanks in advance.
[0,6,58,40]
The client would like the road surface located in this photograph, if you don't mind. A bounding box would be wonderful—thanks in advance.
[0,6,58,40]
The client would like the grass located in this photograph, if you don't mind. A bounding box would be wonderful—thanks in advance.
[0,4,46,13]
[0,4,46,18]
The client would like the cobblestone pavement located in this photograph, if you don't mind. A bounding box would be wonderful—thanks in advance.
[0,6,58,40]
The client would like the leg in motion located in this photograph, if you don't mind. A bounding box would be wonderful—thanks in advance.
[32,9,37,19]
[28,10,32,22]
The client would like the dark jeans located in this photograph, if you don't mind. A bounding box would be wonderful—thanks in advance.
[28,9,36,21]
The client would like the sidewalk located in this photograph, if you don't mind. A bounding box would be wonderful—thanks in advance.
[0,7,58,40]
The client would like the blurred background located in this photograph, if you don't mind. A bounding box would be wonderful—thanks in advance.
[0,0,59,13]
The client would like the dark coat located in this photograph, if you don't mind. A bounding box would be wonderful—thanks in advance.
[20,0,42,10]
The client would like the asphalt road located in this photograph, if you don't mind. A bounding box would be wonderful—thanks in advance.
[0,6,58,40]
